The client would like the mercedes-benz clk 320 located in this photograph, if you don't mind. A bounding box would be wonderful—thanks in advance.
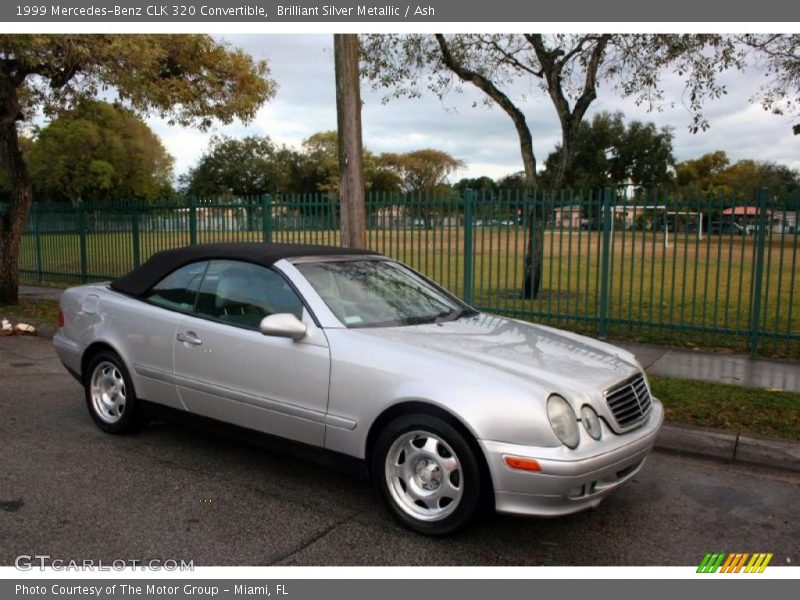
[54,242,663,534]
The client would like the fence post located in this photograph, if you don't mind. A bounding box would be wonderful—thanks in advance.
[463,189,475,305]
[261,194,272,242]
[749,188,768,355]
[32,203,43,283]
[131,200,141,268]
[598,187,613,337]
[189,196,198,245]
[78,202,88,283]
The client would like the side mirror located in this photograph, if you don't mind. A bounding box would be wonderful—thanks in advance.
[259,313,307,340]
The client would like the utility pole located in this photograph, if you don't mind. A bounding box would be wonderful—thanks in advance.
[333,34,366,248]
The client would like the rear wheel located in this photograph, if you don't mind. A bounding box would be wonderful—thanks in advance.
[371,413,484,535]
[84,351,146,434]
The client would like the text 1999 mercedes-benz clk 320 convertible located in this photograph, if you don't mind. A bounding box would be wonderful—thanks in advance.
[54,242,663,534]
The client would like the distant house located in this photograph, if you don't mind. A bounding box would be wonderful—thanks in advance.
[719,205,800,234]
[552,204,680,230]
[552,205,583,228]
[722,206,773,231]
[722,206,762,221]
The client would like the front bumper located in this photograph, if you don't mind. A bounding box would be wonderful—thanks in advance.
[479,399,664,516]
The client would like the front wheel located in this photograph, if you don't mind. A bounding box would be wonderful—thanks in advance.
[371,414,485,535]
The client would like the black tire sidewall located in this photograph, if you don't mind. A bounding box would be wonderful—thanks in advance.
[84,351,142,434]
[371,413,484,535]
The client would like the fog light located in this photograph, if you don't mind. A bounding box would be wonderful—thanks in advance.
[581,405,602,440]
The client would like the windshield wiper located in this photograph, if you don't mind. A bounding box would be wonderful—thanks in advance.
[398,314,441,326]
[398,307,479,327]
[434,306,479,323]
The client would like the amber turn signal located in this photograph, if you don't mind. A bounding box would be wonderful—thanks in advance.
[503,455,542,472]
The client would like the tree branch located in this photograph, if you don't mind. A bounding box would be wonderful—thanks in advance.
[476,35,543,78]
[573,34,611,121]
[527,34,571,125]
[435,34,536,183]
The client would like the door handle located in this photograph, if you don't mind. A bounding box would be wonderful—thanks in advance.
[177,331,203,346]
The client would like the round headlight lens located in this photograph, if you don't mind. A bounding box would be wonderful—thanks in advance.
[581,405,602,440]
[547,395,579,449]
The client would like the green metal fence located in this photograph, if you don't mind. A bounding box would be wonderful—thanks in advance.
[17,188,800,359]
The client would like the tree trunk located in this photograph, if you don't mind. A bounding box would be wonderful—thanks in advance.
[521,34,609,300]
[432,35,544,299]
[0,98,32,305]
[334,34,367,249]
[520,142,543,300]
[521,118,582,299]
[553,117,579,191]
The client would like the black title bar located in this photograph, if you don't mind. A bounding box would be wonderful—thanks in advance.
[1,0,798,22]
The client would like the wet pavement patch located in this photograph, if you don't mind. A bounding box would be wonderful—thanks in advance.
[0,499,24,512]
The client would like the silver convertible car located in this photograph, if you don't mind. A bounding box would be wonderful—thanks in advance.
[54,242,663,534]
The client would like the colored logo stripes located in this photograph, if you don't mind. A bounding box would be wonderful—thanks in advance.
[697,552,773,573]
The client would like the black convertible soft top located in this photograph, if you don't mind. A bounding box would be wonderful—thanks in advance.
[110,242,380,297]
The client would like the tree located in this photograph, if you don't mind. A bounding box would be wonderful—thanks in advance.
[615,119,676,191]
[380,148,464,192]
[0,34,275,304]
[376,149,463,228]
[301,130,340,195]
[676,152,800,196]
[27,101,174,205]
[496,171,528,191]
[454,176,497,194]
[299,131,445,196]
[181,135,301,198]
[361,33,742,298]
[0,135,31,203]
[366,156,404,193]
[334,34,367,249]
[541,112,624,190]
[362,34,739,188]
[739,34,800,135]
[675,151,731,194]
[541,112,675,191]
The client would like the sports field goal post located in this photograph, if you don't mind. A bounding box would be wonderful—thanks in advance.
[661,209,703,248]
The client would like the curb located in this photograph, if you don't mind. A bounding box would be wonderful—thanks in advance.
[8,313,800,474]
[655,423,800,473]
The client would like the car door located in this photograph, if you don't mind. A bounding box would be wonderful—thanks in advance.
[125,260,209,411]
[173,259,330,447]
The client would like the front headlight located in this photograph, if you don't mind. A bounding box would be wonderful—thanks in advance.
[547,395,579,448]
[581,405,602,440]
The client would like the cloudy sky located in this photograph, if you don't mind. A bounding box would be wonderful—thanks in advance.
[145,34,799,183]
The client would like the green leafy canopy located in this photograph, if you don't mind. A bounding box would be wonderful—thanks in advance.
[1,34,276,128]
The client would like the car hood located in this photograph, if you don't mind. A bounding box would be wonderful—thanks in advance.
[356,313,640,396]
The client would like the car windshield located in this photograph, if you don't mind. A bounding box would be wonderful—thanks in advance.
[295,259,476,328]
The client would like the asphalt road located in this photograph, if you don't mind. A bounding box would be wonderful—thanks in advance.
[1,335,799,566]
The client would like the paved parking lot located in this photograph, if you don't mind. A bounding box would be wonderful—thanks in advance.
[1,335,799,566]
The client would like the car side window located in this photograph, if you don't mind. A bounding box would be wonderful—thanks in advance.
[194,260,304,329]
[145,261,208,311]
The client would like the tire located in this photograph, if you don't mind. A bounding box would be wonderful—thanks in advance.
[84,350,147,434]
[371,413,485,535]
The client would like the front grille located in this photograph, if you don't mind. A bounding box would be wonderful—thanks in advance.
[604,373,652,428]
